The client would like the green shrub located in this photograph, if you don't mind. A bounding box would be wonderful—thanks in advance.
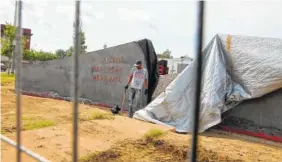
[23,50,58,61]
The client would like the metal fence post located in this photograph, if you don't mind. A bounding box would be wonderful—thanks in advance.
[190,1,205,162]
[15,0,23,161]
[72,1,81,161]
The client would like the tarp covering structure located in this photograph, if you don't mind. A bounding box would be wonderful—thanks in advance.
[134,34,282,133]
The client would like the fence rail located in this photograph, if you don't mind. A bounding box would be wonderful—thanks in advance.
[1,135,50,162]
[1,0,205,162]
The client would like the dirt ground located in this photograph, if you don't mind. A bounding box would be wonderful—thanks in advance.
[1,75,282,162]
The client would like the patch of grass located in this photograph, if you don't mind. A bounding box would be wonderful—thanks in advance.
[79,150,120,162]
[79,139,186,162]
[79,138,243,162]
[1,129,6,134]
[23,120,56,130]
[1,117,56,133]
[144,128,166,141]
[79,152,96,162]
[1,73,15,84]
[81,111,115,121]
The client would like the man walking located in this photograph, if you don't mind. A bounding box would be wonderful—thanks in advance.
[125,60,148,118]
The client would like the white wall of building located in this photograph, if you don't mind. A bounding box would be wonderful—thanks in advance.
[158,57,193,74]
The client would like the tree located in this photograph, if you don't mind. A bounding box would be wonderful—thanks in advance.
[103,44,107,49]
[1,22,27,73]
[55,49,67,58]
[1,23,16,60]
[159,49,173,59]
[79,30,87,54]
[67,22,87,56]
[65,46,74,57]
[1,25,58,63]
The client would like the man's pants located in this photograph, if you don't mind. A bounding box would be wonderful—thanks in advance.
[128,87,142,118]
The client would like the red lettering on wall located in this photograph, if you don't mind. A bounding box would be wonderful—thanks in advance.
[92,66,123,73]
[92,75,122,83]
[92,66,100,72]
[92,56,124,84]
[103,56,124,64]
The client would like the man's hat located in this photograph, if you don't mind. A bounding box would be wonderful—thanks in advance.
[134,60,142,66]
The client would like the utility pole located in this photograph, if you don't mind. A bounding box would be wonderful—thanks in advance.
[10,1,18,74]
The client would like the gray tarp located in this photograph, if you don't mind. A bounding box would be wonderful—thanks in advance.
[133,34,282,133]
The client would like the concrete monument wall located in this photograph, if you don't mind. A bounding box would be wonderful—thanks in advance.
[22,42,150,110]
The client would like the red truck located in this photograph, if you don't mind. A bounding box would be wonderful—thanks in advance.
[158,60,169,75]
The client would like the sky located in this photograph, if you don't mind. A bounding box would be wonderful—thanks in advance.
[0,0,282,58]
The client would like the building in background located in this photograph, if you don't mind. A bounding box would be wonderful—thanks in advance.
[158,57,193,74]
[0,24,32,50]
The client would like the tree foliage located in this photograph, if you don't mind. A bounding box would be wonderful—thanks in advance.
[1,22,58,62]
[0,22,26,59]
[1,38,14,59]
[23,50,58,61]
[66,26,87,57]
[65,46,73,57]
[79,30,87,54]
[0,22,91,63]
[55,49,67,58]
[159,49,173,59]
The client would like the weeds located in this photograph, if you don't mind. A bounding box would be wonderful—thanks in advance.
[81,111,115,121]
[79,150,120,162]
[79,138,186,162]
[23,119,56,130]
[144,128,166,141]
[1,73,15,85]
[79,137,243,162]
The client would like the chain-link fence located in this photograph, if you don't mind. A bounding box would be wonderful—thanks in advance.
[1,1,205,162]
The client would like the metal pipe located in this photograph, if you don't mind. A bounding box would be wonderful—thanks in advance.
[190,1,205,162]
[1,135,50,162]
[72,1,81,161]
[15,1,23,161]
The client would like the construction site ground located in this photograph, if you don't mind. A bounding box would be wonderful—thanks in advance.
[1,73,282,162]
